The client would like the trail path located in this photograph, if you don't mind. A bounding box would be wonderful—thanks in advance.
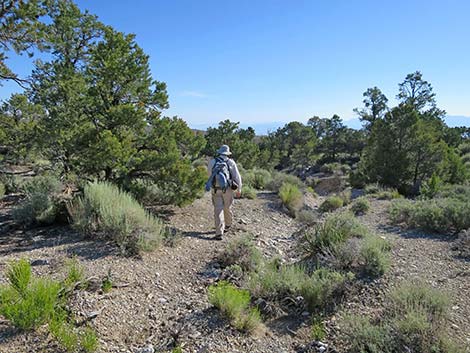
[1,194,469,352]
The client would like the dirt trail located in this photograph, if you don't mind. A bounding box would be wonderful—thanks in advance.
[0,192,307,353]
[1,194,469,352]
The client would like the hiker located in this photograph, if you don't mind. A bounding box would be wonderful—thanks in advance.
[206,145,242,240]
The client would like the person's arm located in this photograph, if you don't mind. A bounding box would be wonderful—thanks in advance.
[230,160,242,191]
[207,159,214,177]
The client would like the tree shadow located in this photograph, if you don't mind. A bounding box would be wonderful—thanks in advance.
[0,224,117,260]
[378,224,456,243]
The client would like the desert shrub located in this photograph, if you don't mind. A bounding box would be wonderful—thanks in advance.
[435,184,470,202]
[320,163,340,174]
[375,189,402,200]
[365,183,381,195]
[192,157,208,169]
[319,195,343,213]
[241,168,272,190]
[248,264,349,312]
[420,173,443,199]
[360,235,391,276]
[349,170,368,189]
[296,209,317,225]
[12,175,63,226]
[310,318,326,341]
[208,281,261,332]
[267,172,303,192]
[388,198,470,234]
[341,283,463,353]
[302,212,369,256]
[219,235,263,273]
[338,188,352,205]
[453,229,470,258]
[241,186,257,199]
[129,179,183,206]
[279,182,304,216]
[342,315,393,353]
[351,197,370,215]
[0,182,5,198]
[69,181,166,254]
[0,260,61,330]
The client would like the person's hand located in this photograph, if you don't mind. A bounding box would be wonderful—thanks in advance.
[236,191,241,198]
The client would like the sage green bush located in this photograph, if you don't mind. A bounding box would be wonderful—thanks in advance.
[279,182,304,216]
[208,281,261,332]
[69,181,166,254]
[319,195,344,213]
[351,197,370,215]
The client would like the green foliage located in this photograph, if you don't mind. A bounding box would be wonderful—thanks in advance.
[203,120,260,169]
[360,235,391,276]
[342,315,392,353]
[279,182,304,216]
[296,210,318,225]
[374,189,402,200]
[241,168,272,190]
[241,186,257,200]
[267,172,303,193]
[0,182,5,198]
[80,327,99,353]
[351,197,370,215]
[12,175,62,226]
[337,188,352,205]
[302,212,368,255]
[420,173,443,199]
[354,86,389,131]
[101,278,113,293]
[69,181,165,254]
[0,261,60,330]
[389,198,470,234]
[219,235,263,273]
[319,195,344,213]
[64,258,85,288]
[49,313,79,352]
[248,264,348,312]
[208,281,261,332]
[310,318,326,341]
[342,282,463,353]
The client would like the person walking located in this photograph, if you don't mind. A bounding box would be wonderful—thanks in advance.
[206,145,242,240]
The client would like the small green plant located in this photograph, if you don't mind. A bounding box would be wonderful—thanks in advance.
[319,196,343,213]
[351,197,370,215]
[342,314,392,353]
[50,313,79,352]
[64,258,85,288]
[360,235,391,276]
[0,182,5,198]
[0,260,61,330]
[69,181,166,254]
[311,317,326,341]
[171,346,183,353]
[279,182,304,216]
[241,186,257,199]
[375,189,402,200]
[80,326,99,352]
[102,277,113,293]
[219,235,262,273]
[208,281,261,332]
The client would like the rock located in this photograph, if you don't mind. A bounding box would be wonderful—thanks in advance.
[158,297,168,304]
[134,344,154,353]
[30,259,49,266]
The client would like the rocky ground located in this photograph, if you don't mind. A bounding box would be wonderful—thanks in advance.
[0,192,469,353]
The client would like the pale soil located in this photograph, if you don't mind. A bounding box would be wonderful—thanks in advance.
[0,193,469,353]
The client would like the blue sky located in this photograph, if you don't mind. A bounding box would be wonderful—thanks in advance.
[2,0,470,128]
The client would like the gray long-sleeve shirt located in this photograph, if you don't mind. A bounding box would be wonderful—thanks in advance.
[207,155,242,190]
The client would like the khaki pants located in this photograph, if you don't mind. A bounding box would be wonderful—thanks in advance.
[212,188,234,236]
